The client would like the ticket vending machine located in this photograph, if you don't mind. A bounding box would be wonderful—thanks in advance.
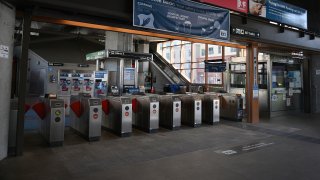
[94,71,108,97]
[58,71,71,95]
[83,73,95,97]
[58,71,72,115]
[71,73,83,95]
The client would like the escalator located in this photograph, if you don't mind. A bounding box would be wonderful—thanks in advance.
[150,48,190,87]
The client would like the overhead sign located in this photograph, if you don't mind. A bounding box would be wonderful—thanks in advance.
[48,63,64,66]
[249,0,307,29]
[107,50,153,61]
[198,0,248,14]
[231,26,260,38]
[86,50,106,61]
[205,62,226,72]
[78,64,90,68]
[133,0,230,41]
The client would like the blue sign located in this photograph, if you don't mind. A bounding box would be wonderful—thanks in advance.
[205,62,226,72]
[249,0,307,29]
[133,0,230,41]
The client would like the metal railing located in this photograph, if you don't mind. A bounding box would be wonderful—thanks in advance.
[151,52,190,86]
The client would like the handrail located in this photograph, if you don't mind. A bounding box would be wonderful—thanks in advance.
[152,52,191,86]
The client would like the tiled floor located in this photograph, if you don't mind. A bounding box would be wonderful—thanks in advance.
[1,112,320,180]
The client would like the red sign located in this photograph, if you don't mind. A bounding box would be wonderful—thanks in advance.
[93,114,98,119]
[199,0,248,14]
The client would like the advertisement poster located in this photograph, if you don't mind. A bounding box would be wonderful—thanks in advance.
[134,0,230,41]
[198,0,248,14]
[124,68,135,86]
[249,0,307,29]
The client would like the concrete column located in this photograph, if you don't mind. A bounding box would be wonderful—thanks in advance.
[105,31,119,50]
[135,41,150,88]
[136,41,150,53]
[246,44,259,123]
[0,2,15,160]
[105,31,133,51]
[105,31,134,95]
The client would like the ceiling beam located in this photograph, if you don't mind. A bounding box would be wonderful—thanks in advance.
[23,15,246,49]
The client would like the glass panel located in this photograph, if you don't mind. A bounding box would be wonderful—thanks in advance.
[172,44,181,64]
[225,47,246,62]
[163,41,171,47]
[171,40,181,46]
[201,49,206,57]
[173,63,180,69]
[181,63,191,69]
[272,65,285,88]
[181,70,191,81]
[208,45,215,56]
[192,62,205,69]
[230,73,246,88]
[230,47,237,53]
[193,43,206,63]
[163,47,171,62]
[157,43,163,56]
[208,45,222,60]
[181,44,192,63]
[192,69,205,84]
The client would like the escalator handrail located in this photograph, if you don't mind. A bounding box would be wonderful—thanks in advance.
[152,52,191,86]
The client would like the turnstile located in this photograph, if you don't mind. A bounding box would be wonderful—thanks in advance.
[70,93,102,141]
[40,98,65,146]
[180,94,202,127]
[134,96,159,133]
[57,94,70,115]
[101,97,132,137]
[159,95,181,130]
[220,94,243,121]
[127,95,142,127]
[202,94,220,124]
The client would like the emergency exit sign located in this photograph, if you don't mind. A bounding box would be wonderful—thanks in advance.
[86,50,106,61]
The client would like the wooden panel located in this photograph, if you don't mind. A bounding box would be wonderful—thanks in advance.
[246,44,260,123]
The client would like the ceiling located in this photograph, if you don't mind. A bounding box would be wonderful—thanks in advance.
[14,21,168,46]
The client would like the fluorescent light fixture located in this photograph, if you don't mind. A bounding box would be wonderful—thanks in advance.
[269,21,278,25]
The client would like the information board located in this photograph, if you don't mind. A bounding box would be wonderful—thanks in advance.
[249,0,307,29]
[134,0,230,41]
